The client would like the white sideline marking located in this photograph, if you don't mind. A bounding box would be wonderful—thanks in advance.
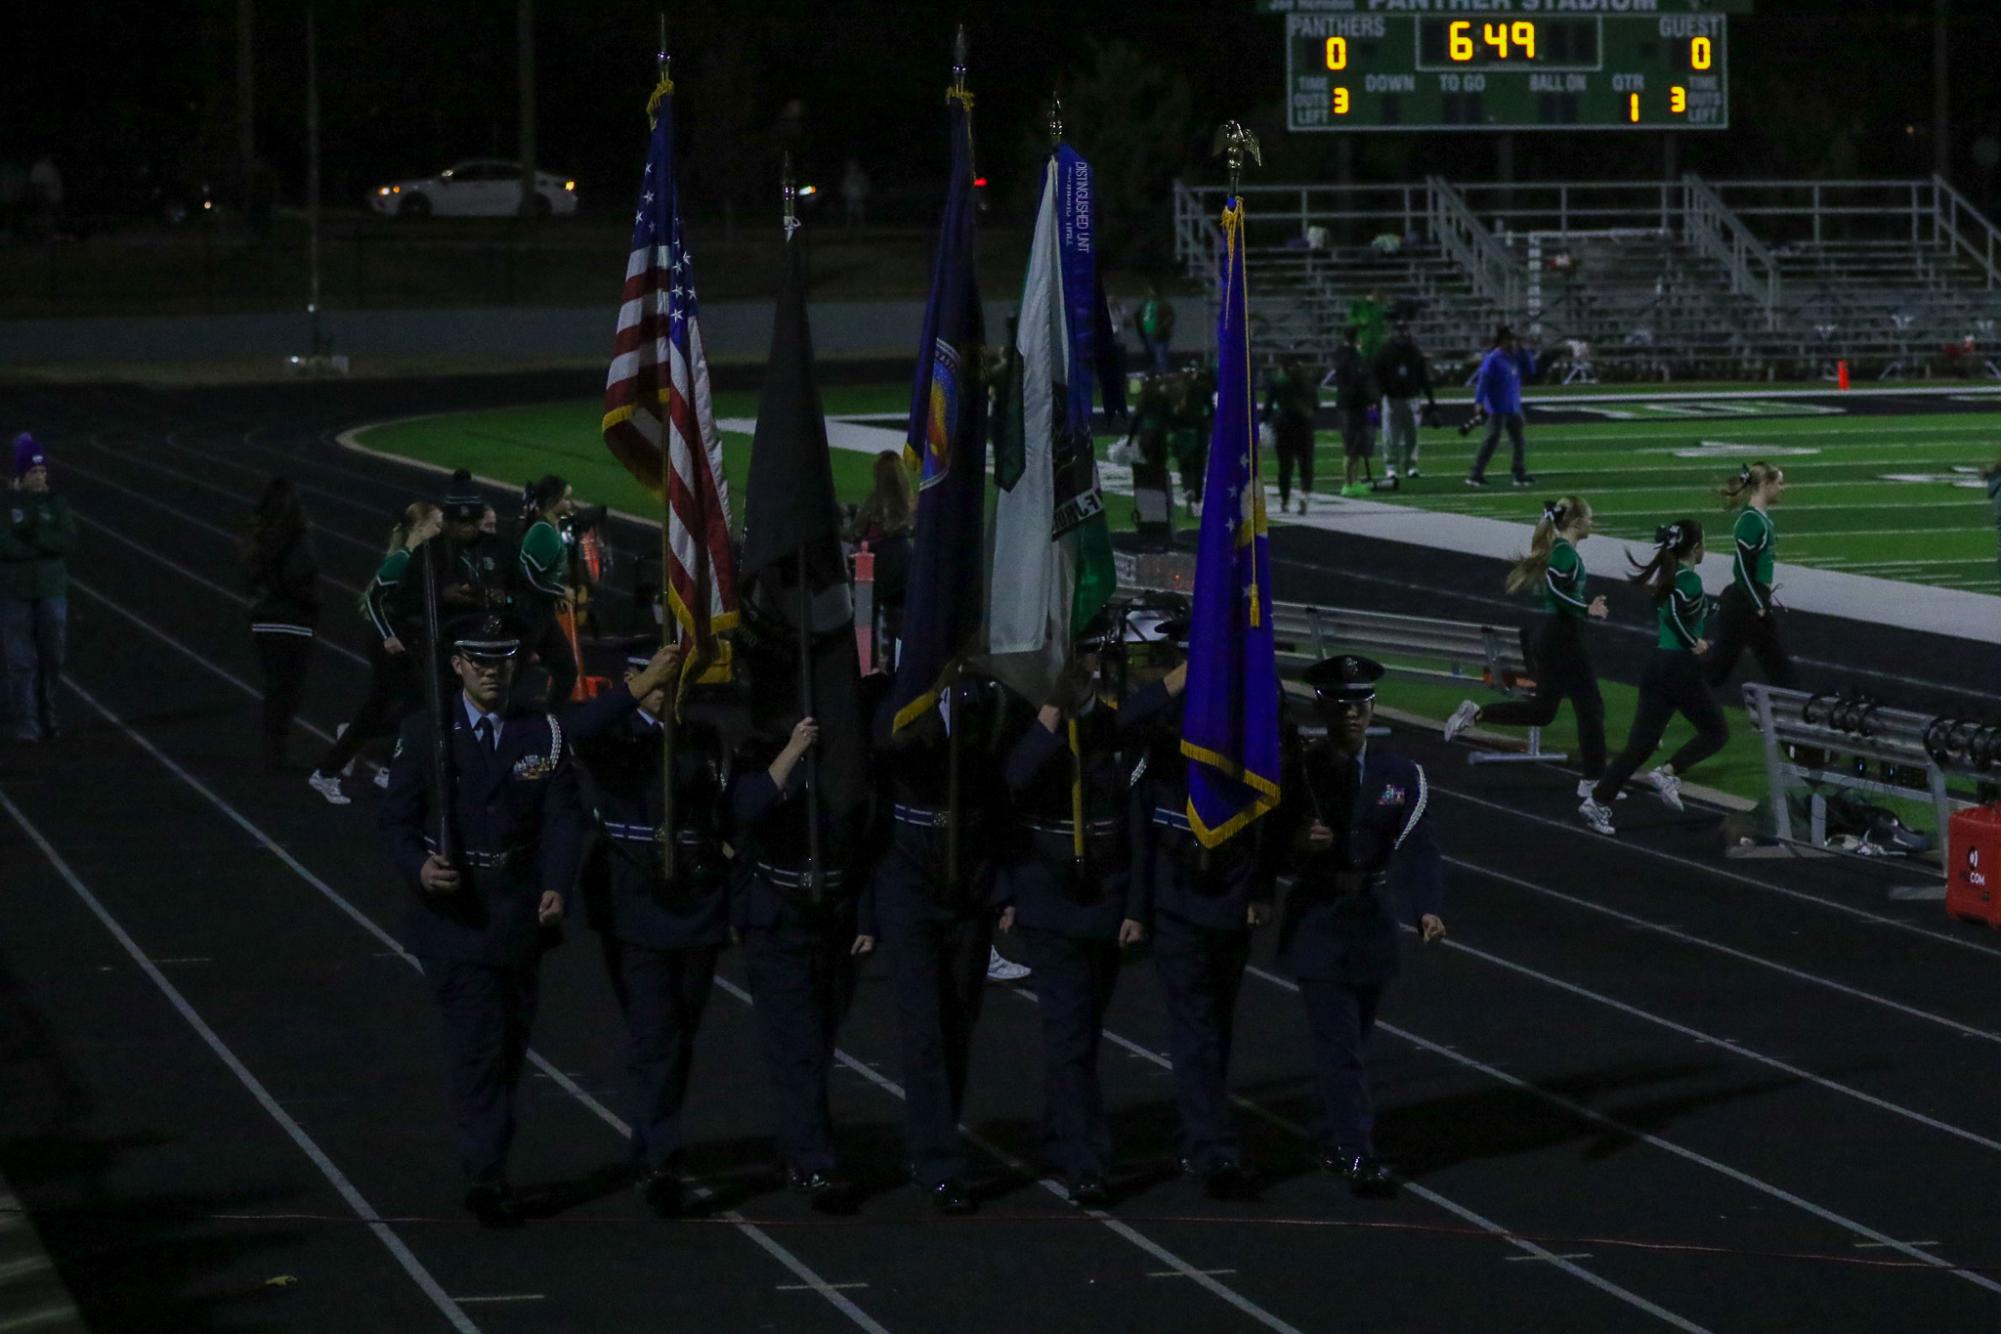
[709,977,1309,1334]
[39,678,891,1334]
[0,789,481,1334]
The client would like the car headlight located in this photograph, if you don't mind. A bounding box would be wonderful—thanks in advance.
[564,180,575,192]
[377,186,390,195]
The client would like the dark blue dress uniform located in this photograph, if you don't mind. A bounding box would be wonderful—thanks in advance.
[1000,681,1170,1194]
[728,735,867,1192]
[378,651,583,1204]
[567,684,728,1189]
[1275,656,1444,1192]
[1130,701,1273,1190]
[871,678,1010,1207]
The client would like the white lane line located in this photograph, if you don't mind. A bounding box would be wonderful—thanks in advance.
[70,539,368,671]
[0,789,481,1334]
[156,431,392,518]
[61,458,367,597]
[1445,857,2001,1045]
[1145,1268,1238,1279]
[43,677,893,1334]
[1007,990,1713,1331]
[1506,1253,1594,1263]
[76,440,380,555]
[1297,919,2001,1157]
[1429,785,2001,960]
[0,1304,86,1333]
[1228,967,2001,1297]
[777,1282,871,1292]
[67,578,344,742]
[709,977,1308,1334]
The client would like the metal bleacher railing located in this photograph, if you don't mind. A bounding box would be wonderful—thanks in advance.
[1115,558,1560,765]
[1741,683,1998,873]
[1172,174,2001,380]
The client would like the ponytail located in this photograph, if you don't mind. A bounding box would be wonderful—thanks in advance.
[1720,461,1780,508]
[1626,517,1704,602]
[1504,495,1587,594]
[387,501,440,557]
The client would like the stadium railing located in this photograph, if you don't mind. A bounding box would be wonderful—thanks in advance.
[1114,554,1562,765]
[1172,174,2001,380]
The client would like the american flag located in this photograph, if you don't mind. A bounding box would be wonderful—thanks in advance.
[601,76,737,685]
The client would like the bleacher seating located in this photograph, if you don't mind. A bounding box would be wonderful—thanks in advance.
[1173,176,2001,381]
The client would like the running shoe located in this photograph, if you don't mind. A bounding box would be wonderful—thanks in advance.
[1578,797,1616,837]
[1442,699,1480,743]
[308,770,351,806]
[1513,474,1538,487]
[1465,476,1488,488]
[1407,466,1420,478]
[987,947,1031,982]
[372,765,391,791]
[1646,766,1684,811]
[1577,778,1626,801]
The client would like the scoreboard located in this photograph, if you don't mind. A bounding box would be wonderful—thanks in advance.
[1270,2,1734,133]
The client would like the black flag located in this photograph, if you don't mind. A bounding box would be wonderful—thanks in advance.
[741,232,867,825]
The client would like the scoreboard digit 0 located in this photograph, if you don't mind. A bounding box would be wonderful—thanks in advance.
[1276,4,1732,133]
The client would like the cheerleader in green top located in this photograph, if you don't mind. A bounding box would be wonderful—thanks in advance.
[515,474,580,705]
[1443,497,1608,796]
[1705,462,1798,689]
[1580,519,1728,837]
[307,501,442,804]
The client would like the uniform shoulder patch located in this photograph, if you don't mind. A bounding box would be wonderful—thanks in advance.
[1377,783,1407,806]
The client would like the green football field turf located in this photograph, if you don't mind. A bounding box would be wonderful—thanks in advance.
[349,385,1986,822]
[349,383,912,526]
[1324,404,2001,592]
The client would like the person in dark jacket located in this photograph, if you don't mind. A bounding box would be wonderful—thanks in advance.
[872,673,1013,1214]
[1372,319,1436,482]
[378,613,582,1227]
[729,705,875,1210]
[564,642,715,1217]
[244,476,319,772]
[1331,325,1379,496]
[995,615,1173,1205]
[1262,357,1320,516]
[1127,612,1270,1201]
[1272,656,1446,1198]
[1,434,76,744]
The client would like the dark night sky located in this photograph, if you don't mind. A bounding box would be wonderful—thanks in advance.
[5,1,1998,223]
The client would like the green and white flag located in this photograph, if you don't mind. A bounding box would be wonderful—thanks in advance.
[982,143,1120,701]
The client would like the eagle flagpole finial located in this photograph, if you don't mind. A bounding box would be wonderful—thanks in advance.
[1212,121,1262,200]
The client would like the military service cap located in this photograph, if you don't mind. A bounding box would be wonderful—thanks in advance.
[1303,654,1385,703]
[449,613,522,661]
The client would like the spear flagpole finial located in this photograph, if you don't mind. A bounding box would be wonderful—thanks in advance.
[1048,93,1064,149]
[657,11,669,79]
[952,24,969,96]
[1212,120,1262,200]
[782,152,800,240]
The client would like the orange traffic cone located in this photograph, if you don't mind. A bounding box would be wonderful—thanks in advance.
[1836,359,1850,390]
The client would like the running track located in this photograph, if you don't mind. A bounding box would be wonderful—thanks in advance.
[2,374,1998,1332]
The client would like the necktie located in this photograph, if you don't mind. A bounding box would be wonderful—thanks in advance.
[476,717,496,753]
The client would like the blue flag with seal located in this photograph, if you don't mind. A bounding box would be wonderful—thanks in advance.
[1181,199,1280,846]
[891,83,987,733]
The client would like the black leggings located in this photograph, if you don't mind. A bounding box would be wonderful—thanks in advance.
[1705,585,1799,689]
[1594,650,1728,803]
[253,629,313,755]
[1481,616,1607,778]
[316,639,417,778]
[1275,421,1314,503]
[523,611,579,706]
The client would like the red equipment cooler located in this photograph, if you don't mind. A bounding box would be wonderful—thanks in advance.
[1946,805,2001,927]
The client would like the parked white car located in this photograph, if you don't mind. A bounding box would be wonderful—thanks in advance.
[369,160,577,218]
